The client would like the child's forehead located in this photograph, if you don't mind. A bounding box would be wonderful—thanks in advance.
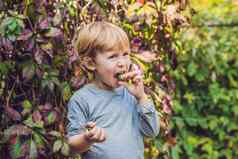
[103,47,130,54]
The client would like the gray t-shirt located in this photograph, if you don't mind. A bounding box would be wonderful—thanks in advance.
[67,83,159,159]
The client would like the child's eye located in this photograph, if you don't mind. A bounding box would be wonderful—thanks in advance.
[108,55,117,59]
[123,52,129,56]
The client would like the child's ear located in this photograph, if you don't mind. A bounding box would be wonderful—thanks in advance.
[82,56,96,71]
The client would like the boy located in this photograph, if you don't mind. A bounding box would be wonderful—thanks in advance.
[67,21,159,159]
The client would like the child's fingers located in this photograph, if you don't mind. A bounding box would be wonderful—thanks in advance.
[118,81,130,88]
[85,121,96,129]
[132,75,143,84]
[91,127,102,141]
[98,128,106,142]
[85,128,94,138]
[100,129,106,142]
[121,71,138,80]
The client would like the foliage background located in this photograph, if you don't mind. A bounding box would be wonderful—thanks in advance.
[170,0,238,158]
[0,0,237,159]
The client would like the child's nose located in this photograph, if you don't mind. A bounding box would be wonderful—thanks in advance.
[117,57,131,69]
[117,60,127,68]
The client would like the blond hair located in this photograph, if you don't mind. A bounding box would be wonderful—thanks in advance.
[73,21,130,58]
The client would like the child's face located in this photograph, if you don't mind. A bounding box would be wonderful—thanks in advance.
[93,48,131,90]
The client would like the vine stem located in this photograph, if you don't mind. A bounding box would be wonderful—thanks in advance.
[6,80,16,107]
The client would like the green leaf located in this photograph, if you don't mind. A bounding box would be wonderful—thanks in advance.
[53,140,62,153]
[62,82,72,102]
[171,145,180,159]
[232,105,238,116]
[23,116,34,127]
[47,111,56,125]
[0,61,14,75]
[23,100,32,109]
[187,62,197,77]
[61,142,70,156]
[33,133,45,148]
[29,139,37,159]
[44,27,62,37]
[10,136,21,159]
[48,131,61,138]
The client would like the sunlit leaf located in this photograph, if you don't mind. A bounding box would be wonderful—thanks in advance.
[29,140,37,159]
[61,142,70,156]
[53,140,62,153]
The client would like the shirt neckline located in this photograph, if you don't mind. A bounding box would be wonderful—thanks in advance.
[86,83,124,96]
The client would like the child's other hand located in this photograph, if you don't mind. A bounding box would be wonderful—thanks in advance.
[84,122,107,144]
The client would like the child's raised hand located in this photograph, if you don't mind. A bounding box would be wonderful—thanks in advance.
[118,64,146,100]
[84,122,107,144]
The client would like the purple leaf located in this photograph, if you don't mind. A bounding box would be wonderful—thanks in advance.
[2,37,14,51]
[35,67,44,78]
[39,19,49,30]
[44,27,62,38]
[162,95,172,114]
[67,46,78,65]
[4,106,22,121]
[168,48,178,69]
[39,103,53,113]
[20,141,30,157]
[34,47,44,64]
[17,29,33,41]
[131,37,142,52]
[32,110,42,122]
[154,62,165,73]
[70,76,87,89]
[40,42,53,57]
[3,125,31,143]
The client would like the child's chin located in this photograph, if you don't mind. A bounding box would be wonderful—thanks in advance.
[114,82,121,88]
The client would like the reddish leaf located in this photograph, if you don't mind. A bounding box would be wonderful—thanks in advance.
[25,39,35,51]
[38,103,53,113]
[137,0,145,5]
[4,125,31,144]
[35,67,44,78]
[39,19,49,30]
[40,42,53,57]
[134,50,159,63]
[9,136,22,158]
[4,106,21,121]
[154,62,166,73]
[160,74,169,83]
[166,133,177,146]
[162,95,172,114]
[22,64,35,81]
[34,47,44,64]
[21,141,30,157]
[131,37,142,53]
[32,110,42,122]
[2,37,14,51]
[169,49,178,69]
[67,46,78,65]
[44,27,62,37]
[17,29,33,41]
[8,135,18,145]
[70,76,87,89]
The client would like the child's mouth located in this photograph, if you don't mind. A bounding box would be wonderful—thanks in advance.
[114,72,125,81]
[114,64,134,82]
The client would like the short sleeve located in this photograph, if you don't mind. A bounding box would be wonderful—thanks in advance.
[66,96,89,137]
